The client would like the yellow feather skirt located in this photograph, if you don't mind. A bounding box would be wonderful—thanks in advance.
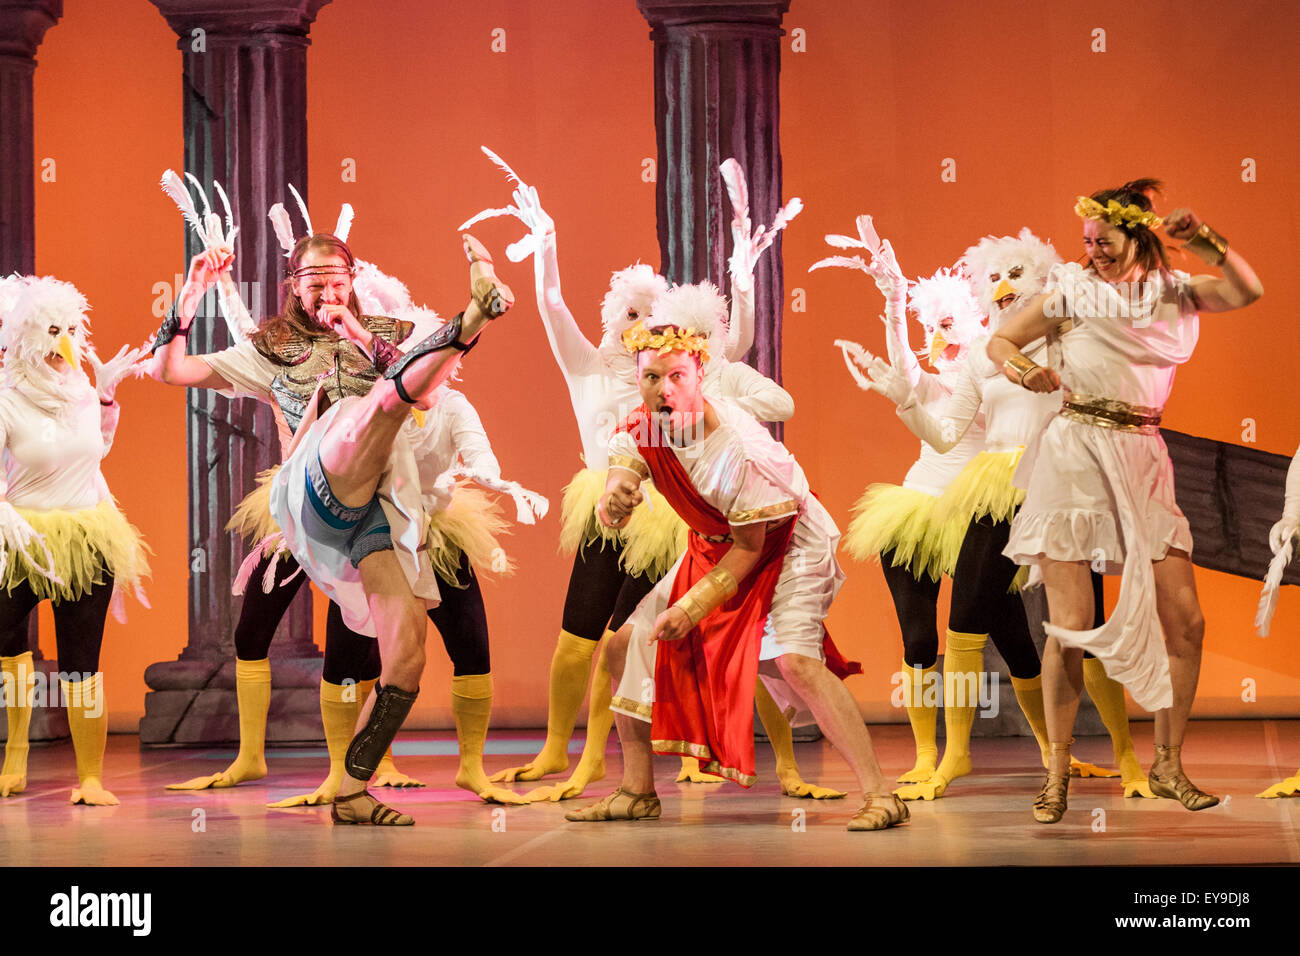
[933,449,1030,593]
[558,467,687,581]
[227,466,281,544]
[426,481,516,588]
[5,498,152,602]
[841,483,965,583]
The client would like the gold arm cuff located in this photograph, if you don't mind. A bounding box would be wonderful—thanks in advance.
[727,500,798,524]
[1003,352,1041,385]
[1184,223,1228,266]
[672,566,740,627]
[607,455,649,480]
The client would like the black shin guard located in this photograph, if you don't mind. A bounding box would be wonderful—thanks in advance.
[344,683,419,781]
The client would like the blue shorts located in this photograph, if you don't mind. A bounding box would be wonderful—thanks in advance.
[303,451,394,569]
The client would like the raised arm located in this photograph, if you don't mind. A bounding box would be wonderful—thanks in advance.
[534,226,602,379]
[149,247,238,391]
[716,360,794,423]
[986,292,1063,394]
[1164,208,1264,312]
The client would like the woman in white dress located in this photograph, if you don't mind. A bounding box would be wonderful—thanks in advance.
[987,179,1263,823]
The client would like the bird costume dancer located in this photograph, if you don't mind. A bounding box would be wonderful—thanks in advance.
[852,229,1151,799]
[988,180,1263,822]
[152,180,422,798]
[264,232,513,825]
[822,218,987,786]
[563,298,904,830]
[1255,445,1300,797]
[0,277,150,805]
[463,151,836,801]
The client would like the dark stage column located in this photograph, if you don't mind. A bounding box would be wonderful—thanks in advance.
[636,0,790,417]
[140,0,332,746]
[0,0,67,745]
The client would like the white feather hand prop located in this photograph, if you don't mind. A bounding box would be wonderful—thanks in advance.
[267,203,296,255]
[451,467,550,524]
[334,203,354,243]
[769,197,803,236]
[809,255,870,274]
[286,183,313,235]
[456,205,520,232]
[159,169,205,238]
[481,145,526,186]
[823,215,883,255]
[1256,540,1293,637]
[833,338,876,391]
[720,158,750,219]
[213,180,236,237]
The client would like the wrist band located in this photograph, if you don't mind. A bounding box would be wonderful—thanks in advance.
[150,300,190,354]
[672,566,739,628]
[100,398,115,407]
[1003,352,1041,387]
[370,334,400,373]
[1185,223,1228,266]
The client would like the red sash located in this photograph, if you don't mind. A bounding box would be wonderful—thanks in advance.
[618,408,793,786]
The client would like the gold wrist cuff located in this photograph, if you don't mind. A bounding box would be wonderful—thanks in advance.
[1003,352,1040,385]
[1185,223,1228,266]
[672,566,739,627]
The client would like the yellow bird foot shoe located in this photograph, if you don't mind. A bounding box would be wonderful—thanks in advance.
[71,778,119,807]
[563,787,661,822]
[847,793,910,831]
[1257,773,1300,799]
[1070,757,1119,778]
[455,767,529,805]
[0,772,27,797]
[777,767,846,799]
[330,790,414,826]
[488,753,569,784]
[166,755,267,791]
[675,756,725,784]
[895,757,937,785]
[373,768,426,789]
[267,776,339,808]
[524,760,605,803]
[1123,778,1157,799]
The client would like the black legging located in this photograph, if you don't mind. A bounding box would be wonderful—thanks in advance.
[881,548,941,668]
[0,575,116,675]
[233,551,379,684]
[560,538,659,641]
[427,550,492,676]
[948,515,1041,679]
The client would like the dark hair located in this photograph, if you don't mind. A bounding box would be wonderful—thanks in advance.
[1083,178,1169,277]
[249,233,363,351]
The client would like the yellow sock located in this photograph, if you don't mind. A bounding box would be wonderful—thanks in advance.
[525,632,617,802]
[453,674,525,804]
[1083,657,1150,794]
[267,679,358,808]
[898,661,938,784]
[896,630,985,800]
[63,674,117,806]
[491,631,594,782]
[1,652,34,797]
[1010,673,1051,765]
[757,677,845,799]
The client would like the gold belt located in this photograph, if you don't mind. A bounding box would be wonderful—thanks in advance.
[693,530,733,544]
[1060,391,1163,435]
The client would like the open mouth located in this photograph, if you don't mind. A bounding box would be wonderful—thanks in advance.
[996,294,1017,310]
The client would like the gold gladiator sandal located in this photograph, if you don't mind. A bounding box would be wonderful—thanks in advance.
[1033,740,1073,824]
[330,789,414,826]
[1148,744,1219,811]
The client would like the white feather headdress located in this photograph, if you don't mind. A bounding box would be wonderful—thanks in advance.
[907,267,985,351]
[958,227,1060,320]
[267,183,355,256]
[647,281,728,344]
[600,264,669,337]
[1,276,91,363]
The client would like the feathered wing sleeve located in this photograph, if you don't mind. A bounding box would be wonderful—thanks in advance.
[894,352,985,453]
[535,232,601,381]
[725,282,755,361]
[445,391,501,480]
[714,360,793,423]
[200,341,279,402]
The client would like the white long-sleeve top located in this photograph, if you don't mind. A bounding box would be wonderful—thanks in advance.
[895,334,1058,456]
[0,374,117,511]
[896,364,987,495]
[405,384,502,515]
[533,233,792,469]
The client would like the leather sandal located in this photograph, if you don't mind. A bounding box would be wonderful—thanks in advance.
[847,792,909,831]
[1033,740,1073,824]
[563,787,661,822]
[330,789,415,826]
[462,234,513,318]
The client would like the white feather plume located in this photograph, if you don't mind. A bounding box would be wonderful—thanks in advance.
[457,205,518,232]
[159,170,203,233]
[213,180,235,236]
[184,172,213,223]
[481,145,526,186]
[1256,541,1294,636]
[770,197,803,234]
[720,158,749,213]
[267,203,296,255]
[808,255,870,274]
[286,183,313,235]
[334,203,354,242]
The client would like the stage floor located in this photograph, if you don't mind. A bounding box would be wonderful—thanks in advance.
[3,720,1298,867]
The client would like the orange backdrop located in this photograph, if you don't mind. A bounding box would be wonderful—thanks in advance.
[29,0,1300,731]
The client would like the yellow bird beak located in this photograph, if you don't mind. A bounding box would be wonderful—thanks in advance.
[56,333,78,368]
[992,279,1017,303]
[928,330,948,366]
[410,408,426,428]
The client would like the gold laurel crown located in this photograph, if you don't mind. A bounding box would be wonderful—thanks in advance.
[621,321,711,364]
[1074,195,1163,231]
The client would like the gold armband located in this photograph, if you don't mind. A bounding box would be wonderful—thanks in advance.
[672,566,739,627]
[1184,223,1228,266]
[1003,352,1041,386]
